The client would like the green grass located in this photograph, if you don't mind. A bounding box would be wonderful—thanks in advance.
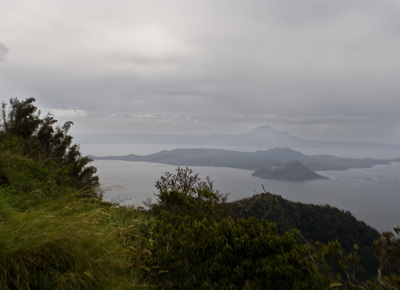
[0,133,155,289]
[0,188,153,289]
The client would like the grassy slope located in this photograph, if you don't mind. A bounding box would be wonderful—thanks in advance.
[0,140,153,289]
[0,192,155,289]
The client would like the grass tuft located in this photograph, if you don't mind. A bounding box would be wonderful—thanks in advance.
[0,188,153,289]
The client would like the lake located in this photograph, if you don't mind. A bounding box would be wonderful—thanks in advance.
[81,144,400,232]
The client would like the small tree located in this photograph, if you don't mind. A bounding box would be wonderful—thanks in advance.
[147,167,228,219]
[373,226,400,289]
[1,97,42,138]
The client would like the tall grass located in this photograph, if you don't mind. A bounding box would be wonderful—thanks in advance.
[0,134,155,288]
[0,188,153,289]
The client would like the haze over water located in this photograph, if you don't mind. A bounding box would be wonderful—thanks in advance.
[81,144,400,232]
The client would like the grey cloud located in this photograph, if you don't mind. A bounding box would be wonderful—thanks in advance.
[0,42,8,61]
[1,0,400,142]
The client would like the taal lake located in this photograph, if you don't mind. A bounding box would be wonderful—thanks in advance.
[81,144,400,232]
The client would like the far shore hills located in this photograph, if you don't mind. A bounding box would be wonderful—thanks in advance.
[87,125,400,181]
[78,125,400,150]
[91,147,400,181]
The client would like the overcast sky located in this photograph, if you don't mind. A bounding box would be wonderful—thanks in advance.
[1,0,400,143]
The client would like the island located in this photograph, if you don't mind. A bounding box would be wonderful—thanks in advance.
[91,147,399,181]
[251,160,328,181]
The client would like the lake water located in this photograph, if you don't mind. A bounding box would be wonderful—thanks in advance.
[80,144,400,232]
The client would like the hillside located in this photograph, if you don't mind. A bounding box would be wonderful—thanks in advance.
[229,192,380,279]
[76,125,400,150]
[0,98,150,288]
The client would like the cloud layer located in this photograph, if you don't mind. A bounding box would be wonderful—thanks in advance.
[0,42,8,61]
[1,0,400,142]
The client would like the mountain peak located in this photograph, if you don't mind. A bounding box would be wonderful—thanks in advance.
[242,126,304,147]
[249,125,281,134]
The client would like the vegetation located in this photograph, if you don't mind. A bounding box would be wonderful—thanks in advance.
[0,98,98,192]
[0,189,151,289]
[0,97,399,289]
[373,226,400,288]
[0,98,152,289]
[230,191,380,280]
[144,167,355,289]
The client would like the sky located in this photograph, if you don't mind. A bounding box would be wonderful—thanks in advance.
[1,0,400,143]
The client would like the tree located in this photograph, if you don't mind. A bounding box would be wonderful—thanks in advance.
[147,167,228,218]
[0,97,98,191]
[1,97,41,138]
[373,226,400,289]
[154,167,222,198]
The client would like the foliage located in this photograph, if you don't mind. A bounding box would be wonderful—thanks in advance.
[231,191,380,281]
[0,132,153,288]
[1,97,41,138]
[147,167,228,219]
[373,227,400,289]
[154,167,218,196]
[2,98,399,288]
[148,214,344,289]
[0,97,153,288]
[0,97,98,192]
[144,168,347,289]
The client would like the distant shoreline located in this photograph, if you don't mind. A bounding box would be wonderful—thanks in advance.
[91,147,399,181]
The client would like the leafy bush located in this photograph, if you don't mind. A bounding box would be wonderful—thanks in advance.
[373,227,400,288]
[149,214,345,289]
[145,167,230,222]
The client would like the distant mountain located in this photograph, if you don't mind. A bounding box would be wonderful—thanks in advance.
[91,147,399,181]
[77,125,400,149]
[230,125,305,147]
